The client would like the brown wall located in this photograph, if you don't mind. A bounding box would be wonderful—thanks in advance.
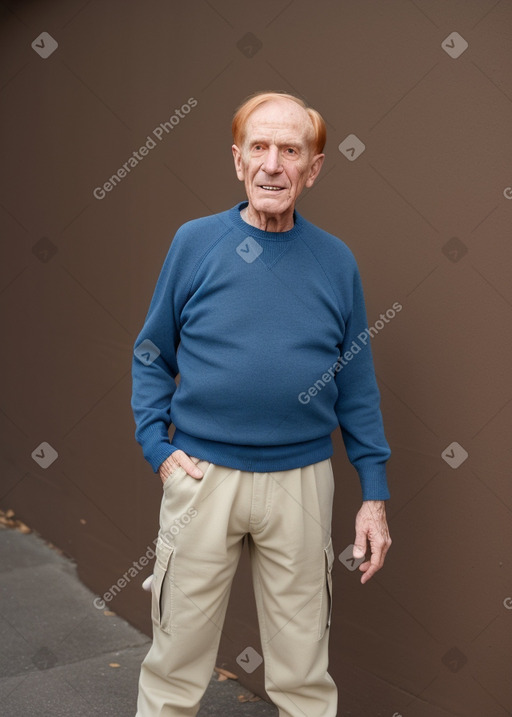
[1,1,512,715]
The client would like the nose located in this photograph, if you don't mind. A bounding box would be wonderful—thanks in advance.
[261,145,282,174]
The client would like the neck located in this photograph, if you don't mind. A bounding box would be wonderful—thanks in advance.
[241,204,294,232]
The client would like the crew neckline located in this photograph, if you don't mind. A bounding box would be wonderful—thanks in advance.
[229,201,304,241]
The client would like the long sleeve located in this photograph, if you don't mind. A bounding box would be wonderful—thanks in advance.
[130,203,391,488]
[334,266,391,501]
[131,231,188,473]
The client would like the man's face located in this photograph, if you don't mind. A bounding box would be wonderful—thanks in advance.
[232,99,324,226]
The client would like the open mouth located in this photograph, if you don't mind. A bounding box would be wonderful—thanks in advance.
[259,185,285,192]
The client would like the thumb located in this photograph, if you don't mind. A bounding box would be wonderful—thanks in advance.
[183,455,203,479]
[353,532,367,559]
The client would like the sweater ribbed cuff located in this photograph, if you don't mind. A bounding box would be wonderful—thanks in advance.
[358,465,390,501]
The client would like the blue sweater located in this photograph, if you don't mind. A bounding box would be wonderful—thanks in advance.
[131,201,391,500]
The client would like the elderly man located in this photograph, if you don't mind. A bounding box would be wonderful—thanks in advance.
[131,91,392,717]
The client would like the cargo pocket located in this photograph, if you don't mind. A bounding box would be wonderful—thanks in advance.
[319,537,335,639]
[151,536,175,635]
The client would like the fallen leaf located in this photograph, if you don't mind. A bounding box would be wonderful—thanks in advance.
[109,663,120,668]
[0,509,32,533]
[214,666,239,681]
[238,691,261,703]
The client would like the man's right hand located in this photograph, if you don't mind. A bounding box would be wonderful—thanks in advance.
[158,450,204,485]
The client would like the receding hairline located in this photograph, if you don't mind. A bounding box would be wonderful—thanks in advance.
[244,98,316,144]
[232,91,326,155]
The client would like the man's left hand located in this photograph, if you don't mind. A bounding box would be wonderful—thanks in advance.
[353,500,391,584]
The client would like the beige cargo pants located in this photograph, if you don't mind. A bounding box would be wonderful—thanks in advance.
[135,457,338,717]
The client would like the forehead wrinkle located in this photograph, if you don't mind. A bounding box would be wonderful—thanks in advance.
[244,102,315,149]
[249,130,308,149]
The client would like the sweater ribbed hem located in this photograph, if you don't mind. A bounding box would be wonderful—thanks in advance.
[171,429,333,473]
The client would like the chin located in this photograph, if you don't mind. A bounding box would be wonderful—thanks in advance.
[250,197,290,214]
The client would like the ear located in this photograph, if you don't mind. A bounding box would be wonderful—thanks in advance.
[232,144,245,182]
[305,153,325,188]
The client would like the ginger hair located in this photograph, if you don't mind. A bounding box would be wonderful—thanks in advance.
[232,91,326,155]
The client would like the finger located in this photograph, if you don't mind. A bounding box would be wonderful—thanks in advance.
[360,564,378,584]
[371,531,392,565]
[160,451,203,482]
[360,544,386,583]
[159,454,179,482]
[353,532,367,559]
[159,461,173,483]
[359,558,380,583]
[180,455,203,479]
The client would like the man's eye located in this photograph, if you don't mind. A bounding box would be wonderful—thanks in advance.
[286,148,296,154]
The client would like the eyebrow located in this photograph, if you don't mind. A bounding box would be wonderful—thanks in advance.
[250,138,306,149]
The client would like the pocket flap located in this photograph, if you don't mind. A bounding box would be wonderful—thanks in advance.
[324,537,334,572]
[155,536,174,570]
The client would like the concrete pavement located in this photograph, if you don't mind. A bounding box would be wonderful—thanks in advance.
[0,524,278,716]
